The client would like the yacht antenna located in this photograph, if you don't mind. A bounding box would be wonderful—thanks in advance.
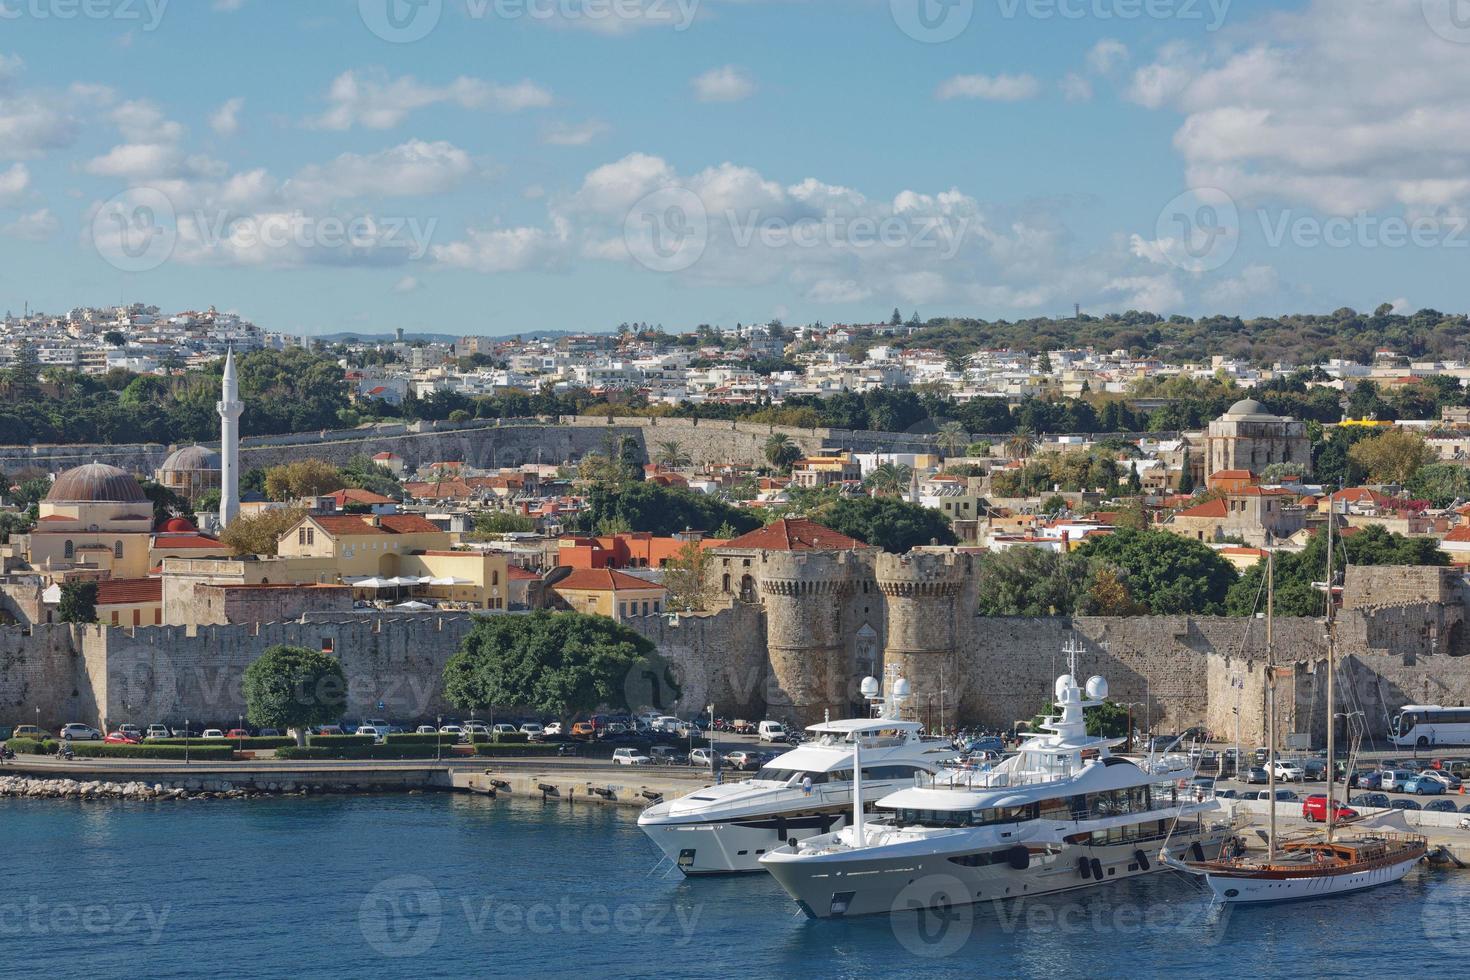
[1325,497,1338,844]
[1267,539,1278,864]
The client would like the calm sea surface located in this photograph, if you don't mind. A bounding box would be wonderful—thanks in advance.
[4,794,1466,978]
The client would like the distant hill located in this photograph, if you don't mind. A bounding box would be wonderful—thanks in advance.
[311,328,609,344]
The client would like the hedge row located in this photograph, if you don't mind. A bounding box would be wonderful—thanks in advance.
[306,735,377,747]
[4,738,237,760]
[384,733,458,746]
[474,744,562,757]
[275,745,447,760]
[148,737,294,750]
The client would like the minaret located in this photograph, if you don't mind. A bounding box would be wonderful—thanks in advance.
[217,348,243,528]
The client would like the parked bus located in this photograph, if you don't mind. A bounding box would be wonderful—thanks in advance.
[1390,705,1470,748]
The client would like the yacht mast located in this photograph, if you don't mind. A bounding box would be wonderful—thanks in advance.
[1325,499,1337,843]
[1267,544,1277,864]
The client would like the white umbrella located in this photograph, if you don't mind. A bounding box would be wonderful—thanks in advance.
[394,600,433,610]
[429,576,472,586]
[350,577,390,588]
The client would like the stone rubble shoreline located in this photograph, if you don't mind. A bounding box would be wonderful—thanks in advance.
[0,774,420,800]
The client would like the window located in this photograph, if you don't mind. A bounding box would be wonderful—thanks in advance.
[299,528,307,545]
[492,571,499,586]
[64,540,73,559]
[114,541,123,559]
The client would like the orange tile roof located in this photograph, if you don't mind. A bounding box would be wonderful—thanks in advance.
[1176,498,1229,519]
[151,534,227,550]
[719,518,869,551]
[1443,526,1470,543]
[325,488,395,506]
[507,565,540,581]
[554,568,666,592]
[95,578,162,606]
[1211,470,1254,480]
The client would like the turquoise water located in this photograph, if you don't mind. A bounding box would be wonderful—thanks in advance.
[3,794,1466,978]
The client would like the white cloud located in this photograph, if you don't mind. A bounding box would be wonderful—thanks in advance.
[209,97,244,137]
[0,163,29,204]
[1086,39,1130,76]
[393,275,422,293]
[213,0,247,9]
[1203,264,1281,307]
[692,66,756,103]
[1059,74,1093,103]
[1130,1,1470,214]
[432,224,565,273]
[541,119,610,146]
[1,208,58,242]
[308,70,552,131]
[287,140,475,202]
[935,74,1040,102]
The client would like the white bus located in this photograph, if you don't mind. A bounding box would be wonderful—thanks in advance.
[1389,705,1470,748]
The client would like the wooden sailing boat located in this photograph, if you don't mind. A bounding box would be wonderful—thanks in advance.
[1167,512,1426,903]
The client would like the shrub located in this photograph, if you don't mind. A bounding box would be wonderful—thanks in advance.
[474,744,563,757]
[384,733,458,746]
[306,734,376,747]
[275,744,445,761]
[4,739,238,760]
[6,738,56,755]
[492,731,529,744]
[149,737,293,750]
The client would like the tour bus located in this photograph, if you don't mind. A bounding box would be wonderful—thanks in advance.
[1390,705,1470,748]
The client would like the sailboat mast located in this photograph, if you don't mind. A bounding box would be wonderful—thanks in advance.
[1326,499,1337,843]
[1267,545,1277,864]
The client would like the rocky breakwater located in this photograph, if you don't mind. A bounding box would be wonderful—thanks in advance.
[0,774,309,800]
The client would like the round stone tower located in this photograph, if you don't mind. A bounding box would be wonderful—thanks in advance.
[876,551,974,729]
[758,551,856,727]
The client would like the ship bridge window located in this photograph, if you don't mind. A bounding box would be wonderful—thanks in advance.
[755,768,829,785]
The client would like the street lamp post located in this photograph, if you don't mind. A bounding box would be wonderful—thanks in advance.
[185,717,190,766]
[436,714,442,762]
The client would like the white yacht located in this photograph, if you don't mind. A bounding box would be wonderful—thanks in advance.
[638,679,957,875]
[760,666,1236,918]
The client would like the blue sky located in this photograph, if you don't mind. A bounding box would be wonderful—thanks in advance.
[1,0,1466,336]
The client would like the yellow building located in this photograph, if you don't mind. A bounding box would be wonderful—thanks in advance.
[552,568,667,622]
[791,454,862,488]
[276,513,450,577]
[25,463,154,581]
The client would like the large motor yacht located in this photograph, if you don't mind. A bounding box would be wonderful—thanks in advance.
[638,678,956,875]
[759,663,1236,918]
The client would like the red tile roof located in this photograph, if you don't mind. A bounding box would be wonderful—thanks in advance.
[95,578,162,606]
[152,534,227,550]
[719,518,869,551]
[507,565,540,581]
[1211,470,1254,480]
[554,568,666,592]
[325,488,396,506]
[1176,498,1229,519]
[310,514,442,537]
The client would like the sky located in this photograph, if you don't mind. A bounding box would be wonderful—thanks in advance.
[1,0,1469,336]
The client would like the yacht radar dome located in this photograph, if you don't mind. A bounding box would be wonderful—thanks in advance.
[860,676,880,699]
[891,678,911,699]
[1086,676,1109,700]
[1055,675,1076,701]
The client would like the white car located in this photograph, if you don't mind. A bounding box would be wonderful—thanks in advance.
[357,725,387,744]
[651,715,681,732]
[415,725,438,735]
[439,725,465,740]
[463,722,491,739]
[59,723,101,741]
[543,722,563,736]
[611,748,651,766]
[491,724,519,737]
[758,721,788,743]
[688,748,716,768]
[145,725,171,740]
[1273,760,1304,782]
[519,723,545,739]
[201,729,225,739]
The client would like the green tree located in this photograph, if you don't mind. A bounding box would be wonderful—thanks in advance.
[821,497,957,553]
[443,612,673,724]
[865,462,914,497]
[139,480,193,526]
[243,644,348,746]
[1405,463,1470,508]
[263,460,346,501]
[1074,528,1237,615]
[1004,428,1038,461]
[220,506,308,557]
[195,489,222,515]
[936,421,968,459]
[655,441,693,469]
[58,581,98,624]
[103,330,126,347]
[1177,449,1195,494]
[1347,428,1435,485]
[579,481,760,538]
[976,549,1089,616]
[764,433,802,471]
[663,540,713,611]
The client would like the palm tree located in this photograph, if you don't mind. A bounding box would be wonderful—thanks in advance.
[655,440,692,469]
[865,462,913,497]
[1005,428,1038,462]
[936,421,968,459]
[764,433,801,471]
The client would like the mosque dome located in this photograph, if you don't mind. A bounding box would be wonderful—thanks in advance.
[45,463,148,504]
[1224,399,1278,420]
[160,445,222,474]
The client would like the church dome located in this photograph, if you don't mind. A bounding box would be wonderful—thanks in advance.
[1225,398,1278,420]
[160,445,222,473]
[159,515,199,533]
[45,463,148,504]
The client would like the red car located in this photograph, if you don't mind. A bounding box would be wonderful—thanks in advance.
[225,729,251,740]
[1302,794,1358,823]
[104,731,140,744]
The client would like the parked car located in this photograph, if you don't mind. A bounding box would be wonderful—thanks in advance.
[257,729,282,738]
[1301,759,1328,781]
[1380,769,1416,792]
[356,726,387,744]
[59,723,101,741]
[1253,747,1271,764]
[724,750,759,770]
[1403,774,1446,795]
[1302,794,1358,822]
[1244,767,1270,785]
[519,723,545,740]
[1424,799,1459,813]
[1237,790,1263,801]
[731,719,756,735]
[688,748,716,768]
[201,729,225,739]
[570,721,597,739]
[490,724,518,737]
[316,725,344,737]
[12,725,47,740]
[1272,760,1305,782]
[543,722,564,737]
[1352,792,1391,809]
[758,721,789,743]
[104,731,140,744]
[118,724,144,740]
[1390,799,1422,811]
[649,745,687,765]
[462,722,492,740]
[1271,789,1300,802]
[224,729,251,740]
[415,725,438,735]
[1352,769,1383,790]
[1419,769,1462,790]
[611,748,651,766]
[1215,788,1238,800]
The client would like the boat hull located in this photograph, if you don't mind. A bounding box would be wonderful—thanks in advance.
[639,805,853,874]
[761,825,1234,918]
[1201,852,1423,904]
